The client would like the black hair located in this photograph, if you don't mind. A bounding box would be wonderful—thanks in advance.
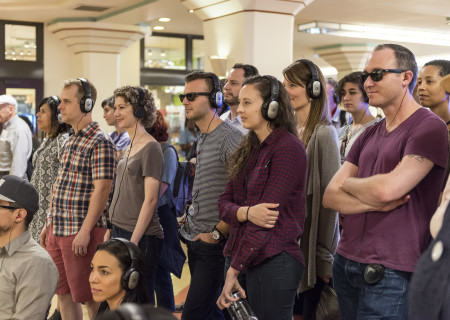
[37,97,70,139]
[96,303,177,320]
[336,71,369,103]
[232,63,259,78]
[95,239,150,314]
[423,60,450,78]
[102,96,115,109]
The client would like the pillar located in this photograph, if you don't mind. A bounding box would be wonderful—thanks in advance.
[181,0,315,79]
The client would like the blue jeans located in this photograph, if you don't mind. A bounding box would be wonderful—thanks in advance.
[181,238,226,320]
[246,252,304,320]
[333,254,411,320]
[155,264,175,311]
[112,225,163,305]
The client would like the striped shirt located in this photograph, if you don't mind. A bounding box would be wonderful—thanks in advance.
[180,121,243,240]
[48,122,116,236]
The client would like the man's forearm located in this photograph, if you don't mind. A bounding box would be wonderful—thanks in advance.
[324,186,374,214]
[343,175,391,206]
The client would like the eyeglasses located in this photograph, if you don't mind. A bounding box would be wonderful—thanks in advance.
[0,205,18,210]
[361,69,407,82]
[179,92,210,103]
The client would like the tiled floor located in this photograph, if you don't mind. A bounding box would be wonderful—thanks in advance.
[48,245,191,319]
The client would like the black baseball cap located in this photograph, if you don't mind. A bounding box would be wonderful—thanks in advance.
[0,175,39,215]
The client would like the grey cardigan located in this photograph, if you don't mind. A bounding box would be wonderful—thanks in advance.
[299,124,340,292]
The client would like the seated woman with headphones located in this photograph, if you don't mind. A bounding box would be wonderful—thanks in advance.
[90,238,150,314]
[105,86,164,305]
[216,75,307,320]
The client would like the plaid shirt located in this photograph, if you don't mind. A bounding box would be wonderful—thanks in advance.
[48,122,116,236]
[218,128,307,271]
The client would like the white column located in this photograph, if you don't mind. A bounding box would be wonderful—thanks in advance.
[182,0,314,79]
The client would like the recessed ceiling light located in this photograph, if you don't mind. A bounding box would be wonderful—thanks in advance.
[159,18,171,22]
[153,26,165,31]
[189,9,194,13]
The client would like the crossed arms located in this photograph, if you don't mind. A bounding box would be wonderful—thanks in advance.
[323,154,434,214]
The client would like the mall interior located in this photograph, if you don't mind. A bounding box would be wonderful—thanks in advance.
[1,1,450,318]
[1,0,450,144]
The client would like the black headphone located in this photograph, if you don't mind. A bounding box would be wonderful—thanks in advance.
[297,59,321,99]
[48,95,63,124]
[77,78,94,113]
[134,87,146,119]
[110,238,140,291]
[261,75,279,121]
[207,72,223,109]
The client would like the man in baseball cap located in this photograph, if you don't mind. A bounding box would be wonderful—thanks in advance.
[0,175,58,319]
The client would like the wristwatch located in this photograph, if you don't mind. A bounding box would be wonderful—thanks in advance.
[211,227,225,242]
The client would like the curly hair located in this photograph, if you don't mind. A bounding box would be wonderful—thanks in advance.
[227,75,297,179]
[146,111,169,142]
[114,86,157,128]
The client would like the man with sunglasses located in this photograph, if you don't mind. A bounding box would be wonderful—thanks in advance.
[0,175,58,319]
[178,71,243,320]
[324,43,448,319]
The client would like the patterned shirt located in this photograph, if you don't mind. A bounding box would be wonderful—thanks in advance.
[48,122,116,236]
[218,128,307,271]
[30,132,69,242]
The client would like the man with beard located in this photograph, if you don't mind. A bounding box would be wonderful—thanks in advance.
[221,63,259,134]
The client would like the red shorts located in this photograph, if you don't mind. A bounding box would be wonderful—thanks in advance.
[46,225,106,303]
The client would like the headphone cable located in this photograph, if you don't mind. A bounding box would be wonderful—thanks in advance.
[108,120,139,230]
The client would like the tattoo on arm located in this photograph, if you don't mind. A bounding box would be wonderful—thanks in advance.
[407,154,425,163]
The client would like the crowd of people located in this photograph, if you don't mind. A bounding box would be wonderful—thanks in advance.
[0,42,449,320]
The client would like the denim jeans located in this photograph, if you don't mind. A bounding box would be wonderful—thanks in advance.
[155,264,175,312]
[333,254,411,320]
[112,225,163,305]
[181,238,226,320]
[246,252,304,320]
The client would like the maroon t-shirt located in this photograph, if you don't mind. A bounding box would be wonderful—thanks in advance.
[338,108,448,272]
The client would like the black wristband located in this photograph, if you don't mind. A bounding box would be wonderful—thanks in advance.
[246,206,250,221]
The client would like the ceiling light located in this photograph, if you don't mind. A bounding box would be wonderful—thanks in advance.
[148,49,152,56]
[19,50,24,56]
[298,21,450,46]
[189,9,194,13]
[159,18,171,22]
[447,17,450,25]
[161,50,166,57]
[153,26,165,31]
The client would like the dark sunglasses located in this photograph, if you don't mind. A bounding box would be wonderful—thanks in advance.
[361,69,406,82]
[0,204,17,210]
[179,92,210,103]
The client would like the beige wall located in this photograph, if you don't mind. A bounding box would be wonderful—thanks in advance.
[43,26,141,133]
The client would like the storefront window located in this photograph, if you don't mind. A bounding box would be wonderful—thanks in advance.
[5,24,37,61]
[193,39,204,70]
[144,36,185,70]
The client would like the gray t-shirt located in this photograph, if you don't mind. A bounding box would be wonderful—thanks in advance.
[180,121,243,240]
[110,141,164,238]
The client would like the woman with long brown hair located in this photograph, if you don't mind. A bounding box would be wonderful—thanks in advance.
[217,75,307,320]
[283,60,340,320]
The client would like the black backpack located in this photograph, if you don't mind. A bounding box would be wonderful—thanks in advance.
[162,144,195,217]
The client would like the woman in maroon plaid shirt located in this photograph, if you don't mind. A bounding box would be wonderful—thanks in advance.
[217,75,308,320]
